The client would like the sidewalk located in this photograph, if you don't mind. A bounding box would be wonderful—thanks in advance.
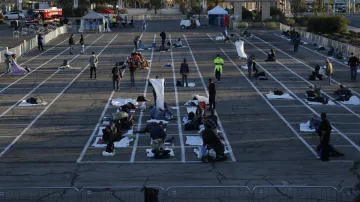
[347,25,360,32]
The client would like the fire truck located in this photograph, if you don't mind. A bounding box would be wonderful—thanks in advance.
[25,7,62,25]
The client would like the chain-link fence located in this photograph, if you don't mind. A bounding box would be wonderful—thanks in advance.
[279,23,360,57]
[0,185,357,201]
[0,25,68,64]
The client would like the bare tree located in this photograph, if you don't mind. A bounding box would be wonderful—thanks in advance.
[290,0,306,18]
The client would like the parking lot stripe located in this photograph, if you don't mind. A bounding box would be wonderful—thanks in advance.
[0,34,119,158]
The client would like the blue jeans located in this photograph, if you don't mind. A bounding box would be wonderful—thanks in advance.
[350,66,357,81]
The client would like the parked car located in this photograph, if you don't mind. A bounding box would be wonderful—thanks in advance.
[180,19,200,29]
[4,11,25,20]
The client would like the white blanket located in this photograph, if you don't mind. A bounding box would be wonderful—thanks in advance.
[304,99,336,105]
[265,93,294,100]
[117,108,136,113]
[235,40,247,59]
[149,79,165,109]
[111,98,138,107]
[186,136,203,145]
[18,100,48,107]
[193,95,209,104]
[182,117,189,124]
[193,146,230,159]
[147,119,169,124]
[241,65,248,69]
[186,107,197,114]
[184,100,199,106]
[102,151,115,156]
[91,136,134,148]
[299,121,315,132]
[184,82,196,87]
[341,96,360,105]
[146,148,175,157]
[215,36,225,40]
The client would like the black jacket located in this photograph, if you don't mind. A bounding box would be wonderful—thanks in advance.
[79,37,84,45]
[150,124,166,140]
[316,118,332,144]
[180,63,189,74]
[348,56,359,67]
[69,36,74,45]
[112,67,122,78]
[202,128,221,145]
[208,83,216,97]
[160,31,166,39]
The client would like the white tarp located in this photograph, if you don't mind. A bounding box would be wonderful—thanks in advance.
[235,40,247,59]
[149,78,165,109]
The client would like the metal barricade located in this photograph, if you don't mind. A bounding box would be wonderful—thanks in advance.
[166,186,252,202]
[253,186,338,202]
[80,186,165,202]
[340,187,359,202]
[0,187,79,202]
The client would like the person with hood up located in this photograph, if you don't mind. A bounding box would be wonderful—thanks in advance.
[69,34,75,55]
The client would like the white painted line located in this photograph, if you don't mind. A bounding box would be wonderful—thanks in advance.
[79,160,234,164]
[0,34,119,158]
[310,144,356,148]
[207,33,319,158]
[0,35,104,118]
[169,34,185,162]
[329,160,355,163]
[0,35,89,94]
[77,31,146,163]
[235,34,360,153]
[0,35,76,78]
[183,34,237,162]
[0,135,20,138]
[271,34,360,98]
[130,33,156,163]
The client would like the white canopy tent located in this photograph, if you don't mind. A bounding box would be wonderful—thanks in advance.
[79,10,111,32]
[207,5,228,15]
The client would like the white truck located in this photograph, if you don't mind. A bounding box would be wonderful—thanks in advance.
[180,19,200,29]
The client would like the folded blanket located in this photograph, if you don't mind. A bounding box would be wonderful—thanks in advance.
[265,93,294,100]
[186,136,203,145]
[111,98,138,107]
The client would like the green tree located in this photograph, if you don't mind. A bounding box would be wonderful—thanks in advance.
[290,0,306,18]
[58,0,73,8]
[148,0,164,14]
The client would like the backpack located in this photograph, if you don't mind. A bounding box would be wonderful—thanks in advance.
[176,80,182,87]
[274,89,284,95]
[152,148,170,159]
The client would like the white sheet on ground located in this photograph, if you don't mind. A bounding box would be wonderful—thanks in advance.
[304,99,336,105]
[193,95,209,104]
[146,148,175,157]
[18,100,48,106]
[102,151,115,156]
[184,82,196,87]
[184,100,199,106]
[241,65,248,69]
[97,126,106,136]
[186,107,197,114]
[149,79,165,109]
[186,136,203,145]
[235,40,247,59]
[265,93,294,100]
[111,98,138,107]
[341,96,360,105]
[170,106,179,110]
[147,119,169,124]
[92,136,134,148]
[215,36,224,40]
[299,121,315,132]
[193,146,230,159]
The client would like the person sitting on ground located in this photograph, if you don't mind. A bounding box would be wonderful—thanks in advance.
[150,121,173,149]
[150,105,174,121]
[102,121,123,143]
[201,123,227,161]
[309,116,321,130]
[9,54,30,75]
[334,84,352,101]
[283,30,291,37]
[335,48,343,59]
[206,109,218,128]
[265,49,276,61]
[137,52,149,69]
[222,28,230,43]
[327,46,335,56]
[173,38,183,48]
[138,40,148,50]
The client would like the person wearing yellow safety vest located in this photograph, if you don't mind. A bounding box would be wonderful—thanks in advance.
[213,54,224,82]
[112,16,117,28]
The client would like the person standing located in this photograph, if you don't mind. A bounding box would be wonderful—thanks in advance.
[104,21,108,32]
[160,30,166,47]
[89,52,98,79]
[293,33,300,52]
[69,34,75,55]
[316,112,332,162]
[348,53,359,81]
[247,55,255,78]
[112,63,122,90]
[4,53,12,73]
[208,79,216,111]
[79,34,84,54]
[325,58,333,85]
[213,54,224,82]
[180,58,189,87]
[133,36,139,50]
[38,34,44,51]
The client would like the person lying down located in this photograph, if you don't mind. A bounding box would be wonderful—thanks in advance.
[150,105,174,121]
